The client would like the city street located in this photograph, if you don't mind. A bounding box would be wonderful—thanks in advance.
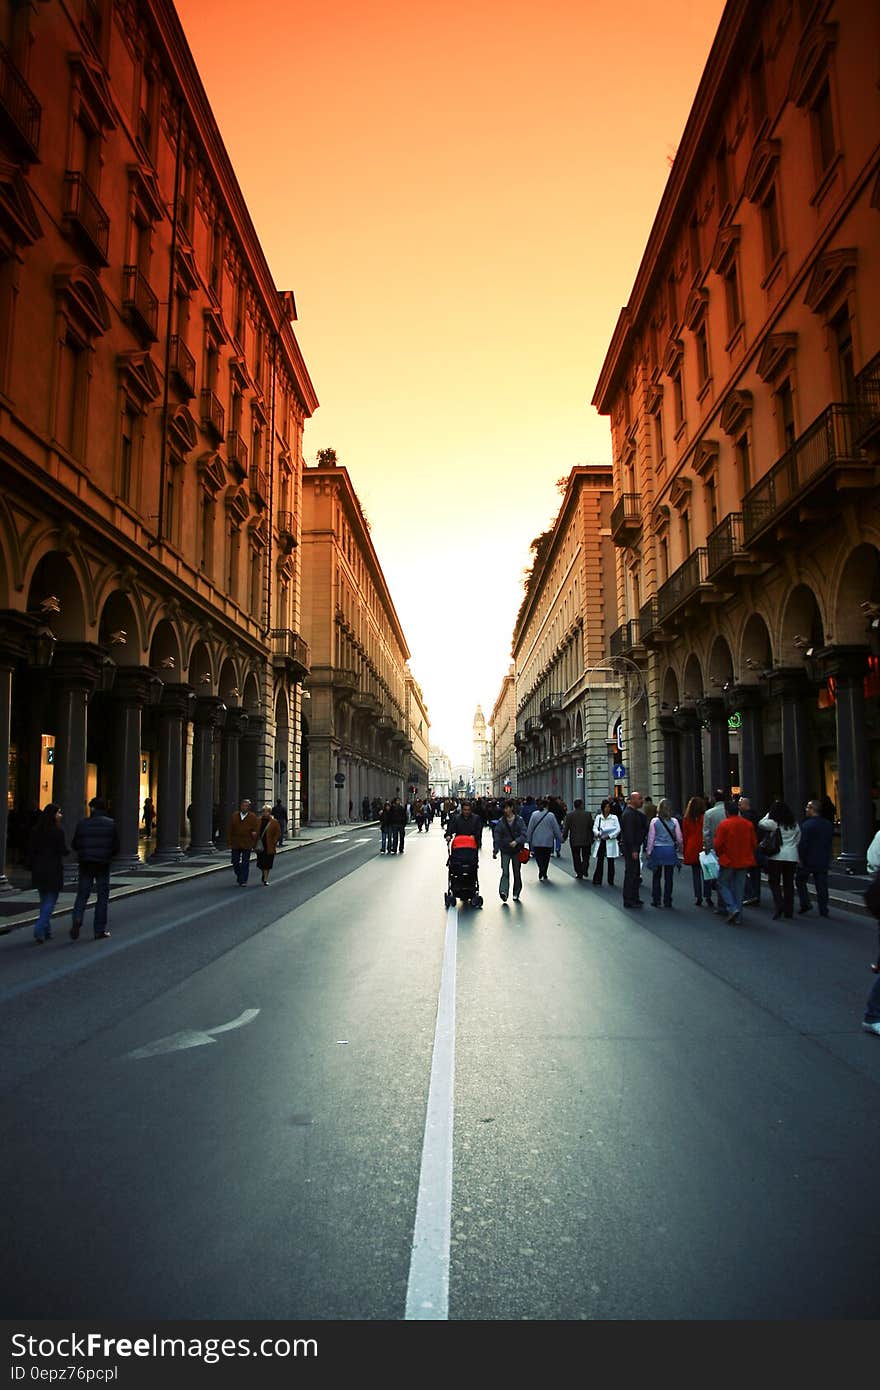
[3,821,879,1321]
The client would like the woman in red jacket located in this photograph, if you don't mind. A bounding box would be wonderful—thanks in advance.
[681,796,709,907]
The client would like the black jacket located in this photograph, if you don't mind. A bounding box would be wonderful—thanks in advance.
[561,809,594,847]
[619,805,647,854]
[71,812,120,865]
[798,815,833,871]
[447,812,483,845]
[28,823,68,893]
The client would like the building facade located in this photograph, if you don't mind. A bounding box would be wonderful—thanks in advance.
[472,704,490,796]
[593,0,880,869]
[512,465,618,809]
[300,452,426,823]
[406,672,430,799]
[429,745,453,796]
[489,665,516,796]
[0,0,317,883]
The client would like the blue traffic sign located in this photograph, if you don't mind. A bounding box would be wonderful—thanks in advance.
[613,763,626,780]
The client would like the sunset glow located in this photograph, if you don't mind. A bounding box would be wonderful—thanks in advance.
[175,0,727,762]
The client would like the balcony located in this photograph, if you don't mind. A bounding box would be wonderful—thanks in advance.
[122,265,158,340]
[742,403,877,546]
[269,628,309,683]
[226,430,248,479]
[276,510,296,553]
[200,388,225,442]
[610,493,642,546]
[609,618,643,659]
[514,729,528,750]
[855,352,880,447]
[332,666,358,698]
[169,336,195,398]
[249,464,269,507]
[377,714,395,732]
[638,597,665,646]
[63,173,109,263]
[0,42,41,161]
[656,548,709,625]
[539,693,564,725]
[525,716,542,741]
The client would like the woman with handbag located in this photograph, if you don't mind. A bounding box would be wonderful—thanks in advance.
[758,800,800,919]
[27,803,68,942]
[645,798,684,908]
[492,800,528,902]
[681,796,710,906]
[256,805,281,886]
[592,799,620,885]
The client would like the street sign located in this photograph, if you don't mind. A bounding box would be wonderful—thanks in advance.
[576,766,584,779]
[334,773,345,787]
[613,763,626,780]
[727,710,742,731]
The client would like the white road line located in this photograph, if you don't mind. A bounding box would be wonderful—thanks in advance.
[405,903,458,1321]
[0,841,367,1004]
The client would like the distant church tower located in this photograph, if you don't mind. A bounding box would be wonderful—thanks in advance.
[473,705,488,793]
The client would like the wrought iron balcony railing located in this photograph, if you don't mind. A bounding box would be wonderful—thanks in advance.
[0,41,41,160]
[269,628,310,680]
[169,336,195,397]
[250,465,269,507]
[226,429,248,478]
[610,492,642,545]
[656,548,709,624]
[63,172,109,263]
[200,388,225,442]
[122,265,158,340]
[706,512,744,577]
[539,693,564,723]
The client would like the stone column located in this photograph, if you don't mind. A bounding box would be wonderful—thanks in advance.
[766,669,813,817]
[673,706,703,801]
[658,714,682,815]
[111,667,158,869]
[726,685,767,814]
[51,642,105,845]
[698,696,731,795]
[219,706,249,837]
[190,697,225,855]
[819,646,872,873]
[150,684,193,863]
[0,612,38,888]
[239,714,266,808]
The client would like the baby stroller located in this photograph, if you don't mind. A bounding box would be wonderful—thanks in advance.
[444,833,483,909]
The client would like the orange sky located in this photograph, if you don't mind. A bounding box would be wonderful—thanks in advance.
[176,0,726,766]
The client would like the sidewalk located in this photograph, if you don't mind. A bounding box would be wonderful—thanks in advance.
[0,821,380,938]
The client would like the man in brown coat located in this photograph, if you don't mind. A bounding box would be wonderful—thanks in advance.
[228,798,260,886]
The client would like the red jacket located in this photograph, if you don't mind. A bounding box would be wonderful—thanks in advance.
[713,815,757,868]
[680,815,704,866]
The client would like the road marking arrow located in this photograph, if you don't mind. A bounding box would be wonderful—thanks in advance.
[124,1008,260,1059]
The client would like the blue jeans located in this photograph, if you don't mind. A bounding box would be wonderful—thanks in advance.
[691,863,711,902]
[231,848,251,884]
[718,867,747,918]
[380,827,391,851]
[35,890,59,939]
[866,971,880,1023]
[651,864,675,906]
[72,865,111,932]
[498,850,523,899]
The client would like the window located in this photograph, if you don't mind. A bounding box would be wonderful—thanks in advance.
[671,366,685,431]
[200,495,214,573]
[164,466,178,548]
[724,259,742,337]
[761,184,782,267]
[226,524,241,599]
[705,476,718,530]
[659,536,669,584]
[812,79,836,176]
[688,216,701,284]
[210,226,223,296]
[715,140,730,211]
[119,403,136,501]
[652,405,665,468]
[666,272,678,330]
[750,48,768,132]
[736,433,751,494]
[681,509,691,556]
[695,320,710,389]
[776,379,796,451]
[56,332,86,457]
[249,547,263,617]
[831,308,855,403]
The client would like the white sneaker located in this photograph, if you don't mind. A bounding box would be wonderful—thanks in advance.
[862,1020,880,1036]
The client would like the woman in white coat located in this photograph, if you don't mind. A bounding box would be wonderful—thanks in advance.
[758,798,801,919]
[591,798,621,886]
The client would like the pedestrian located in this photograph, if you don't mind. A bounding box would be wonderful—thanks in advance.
[713,799,758,925]
[493,800,528,903]
[758,799,801,920]
[646,798,683,908]
[591,798,620,885]
[549,796,566,856]
[642,794,657,826]
[70,796,119,940]
[526,800,563,881]
[271,800,288,845]
[702,788,729,914]
[142,795,154,838]
[796,798,833,918]
[228,797,260,886]
[379,800,393,853]
[561,799,593,879]
[620,791,646,908]
[681,796,710,906]
[445,800,484,850]
[389,796,407,853]
[27,803,67,943]
[362,795,370,821]
[738,795,762,905]
[611,788,626,822]
[256,805,281,885]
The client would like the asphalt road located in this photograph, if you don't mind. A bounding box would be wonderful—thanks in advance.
[3,825,879,1320]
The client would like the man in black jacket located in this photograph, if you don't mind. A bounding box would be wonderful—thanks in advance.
[620,791,646,908]
[561,800,594,879]
[445,801,484,849]
[70,797,120,940]
[796,799,833,917]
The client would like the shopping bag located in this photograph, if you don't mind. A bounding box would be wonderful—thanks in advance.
[699,849,720,881]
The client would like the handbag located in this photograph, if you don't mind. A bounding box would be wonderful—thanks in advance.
[758,824,782,857]
[518,846,531,864]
